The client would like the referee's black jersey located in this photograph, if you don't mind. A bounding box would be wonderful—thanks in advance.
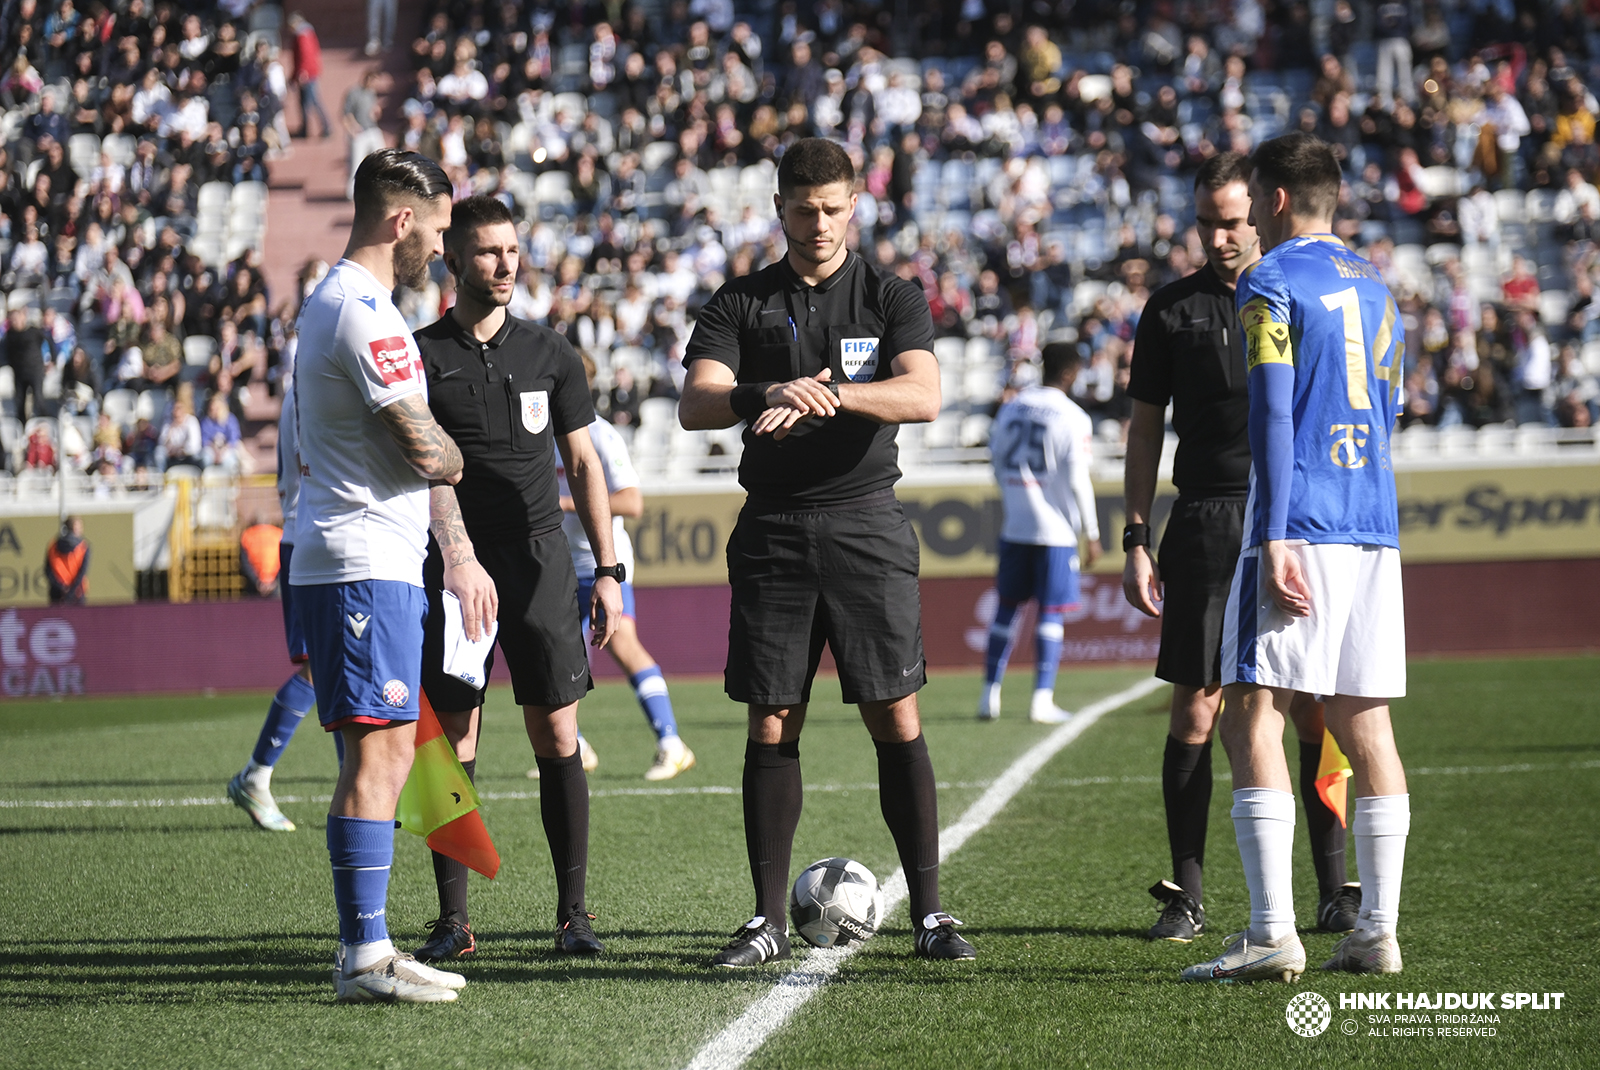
[1125,263,1251,499]
[684,253,936,506]
[416,312,595,540]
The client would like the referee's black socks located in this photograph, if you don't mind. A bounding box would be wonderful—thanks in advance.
[875,735,942,926]
[1162,735,1212,904]
[430,758,476,924]
[1299,738,1349,897]
[536,751,591,919]
[743,739,803,926]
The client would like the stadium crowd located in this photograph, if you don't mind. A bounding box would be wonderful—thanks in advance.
[3,0,1600,487]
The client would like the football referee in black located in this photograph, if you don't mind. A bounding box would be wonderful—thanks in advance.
[1122,151,1358,943]
[680,137,975,966]
[409,195,626,962]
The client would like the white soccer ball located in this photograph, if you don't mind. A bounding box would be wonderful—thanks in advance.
[789,857,882,949]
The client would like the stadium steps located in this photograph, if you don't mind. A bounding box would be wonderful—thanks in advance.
[250,0,427,476]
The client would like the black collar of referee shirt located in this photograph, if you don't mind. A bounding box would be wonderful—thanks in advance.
[780,251,859,294]
[443,308,516,349]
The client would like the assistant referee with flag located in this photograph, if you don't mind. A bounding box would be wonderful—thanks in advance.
[680,137,975,967]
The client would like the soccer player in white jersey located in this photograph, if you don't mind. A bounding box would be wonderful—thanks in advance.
[555,357,696,780]
[293,149,497,1004]
[1183,133,1411,983]
[979,342,1102,724]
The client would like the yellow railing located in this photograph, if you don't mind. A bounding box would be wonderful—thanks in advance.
[166,472,281,602]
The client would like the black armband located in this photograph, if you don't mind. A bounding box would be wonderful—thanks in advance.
[1122,523,1152,552]
[730,382,776,421]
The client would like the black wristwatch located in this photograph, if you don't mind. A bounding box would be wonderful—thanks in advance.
[823,379,841,401]
[1122,523,1151,553]
[593,563,627,583]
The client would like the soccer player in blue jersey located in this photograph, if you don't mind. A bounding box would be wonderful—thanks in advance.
[1183,134,1411,983]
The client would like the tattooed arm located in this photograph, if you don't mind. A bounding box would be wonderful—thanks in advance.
[376,393,465,483]
[429,484,498,642]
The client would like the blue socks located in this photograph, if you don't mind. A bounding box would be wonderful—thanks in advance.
[983,601,1021,686]
[1034,610,1065,694]
[252,674,316,768]
[327,815,394,946]
[630,665,678,740]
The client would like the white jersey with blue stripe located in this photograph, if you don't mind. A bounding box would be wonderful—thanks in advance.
[991,385,1100,548]
[1238,234,1404,550]
[556,416,637,578]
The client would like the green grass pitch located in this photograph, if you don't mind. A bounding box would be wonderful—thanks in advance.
[0,656,1595,1069]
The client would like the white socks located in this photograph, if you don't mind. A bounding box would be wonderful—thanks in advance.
[1231,787,1298,942]
[980,681,1001,716]
[344,938,397,974]
[1353,794,1410,936]
[243,761,272,793]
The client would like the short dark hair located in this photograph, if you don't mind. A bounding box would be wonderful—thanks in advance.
[1249,133,1341,220]
[1195,150,1251,193]
[446,195,515,253]
[1041,341,1081,383]
[777,137,855,198]
[352,148,451,229]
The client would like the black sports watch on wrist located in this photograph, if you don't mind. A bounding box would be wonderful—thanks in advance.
[1122,523,1152,553]
[593,563,627,583]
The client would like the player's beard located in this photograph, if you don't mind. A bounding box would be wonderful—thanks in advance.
[393,226,434,290]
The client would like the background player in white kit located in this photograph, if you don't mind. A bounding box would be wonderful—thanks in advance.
[225,371,337,832]
[979,342,1102,724]
[293,149,496,1004]
[551,356,696,781]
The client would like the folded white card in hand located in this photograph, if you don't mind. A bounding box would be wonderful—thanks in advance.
[441,589,498,688]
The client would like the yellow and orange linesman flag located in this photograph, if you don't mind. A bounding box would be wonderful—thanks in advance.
[1314,727,1354,828]
[396,693,501,879]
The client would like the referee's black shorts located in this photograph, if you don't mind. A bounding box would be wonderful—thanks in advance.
[1155,497,1246,689]
[726,496,926,707]
[422,529,593,712]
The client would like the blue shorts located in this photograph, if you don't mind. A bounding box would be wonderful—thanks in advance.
[280,541,308,664]
[996,541,1082,613]
[296,579,427,730]
[577,577,636,629]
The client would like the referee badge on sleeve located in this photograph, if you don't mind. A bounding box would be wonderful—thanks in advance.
[840,337,881,382]
[521,390,549,433]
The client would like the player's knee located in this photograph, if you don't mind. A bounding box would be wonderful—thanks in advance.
[1168,685,1220,742]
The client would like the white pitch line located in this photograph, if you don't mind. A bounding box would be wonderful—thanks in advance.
[4,759,1595,812]
[682,675,1168,1070]
[0,781,989,810]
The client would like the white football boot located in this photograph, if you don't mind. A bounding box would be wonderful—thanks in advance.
[1322,928,1403,974]
[644,736,696,781]
[1180,930,1307,983]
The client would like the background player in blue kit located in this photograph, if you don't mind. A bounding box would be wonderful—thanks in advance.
[1184,134,1412,983]
[980,342,1102,724]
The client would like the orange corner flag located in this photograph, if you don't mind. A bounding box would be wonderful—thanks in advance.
[396,694,501,879]
[1314,727,1353,828]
